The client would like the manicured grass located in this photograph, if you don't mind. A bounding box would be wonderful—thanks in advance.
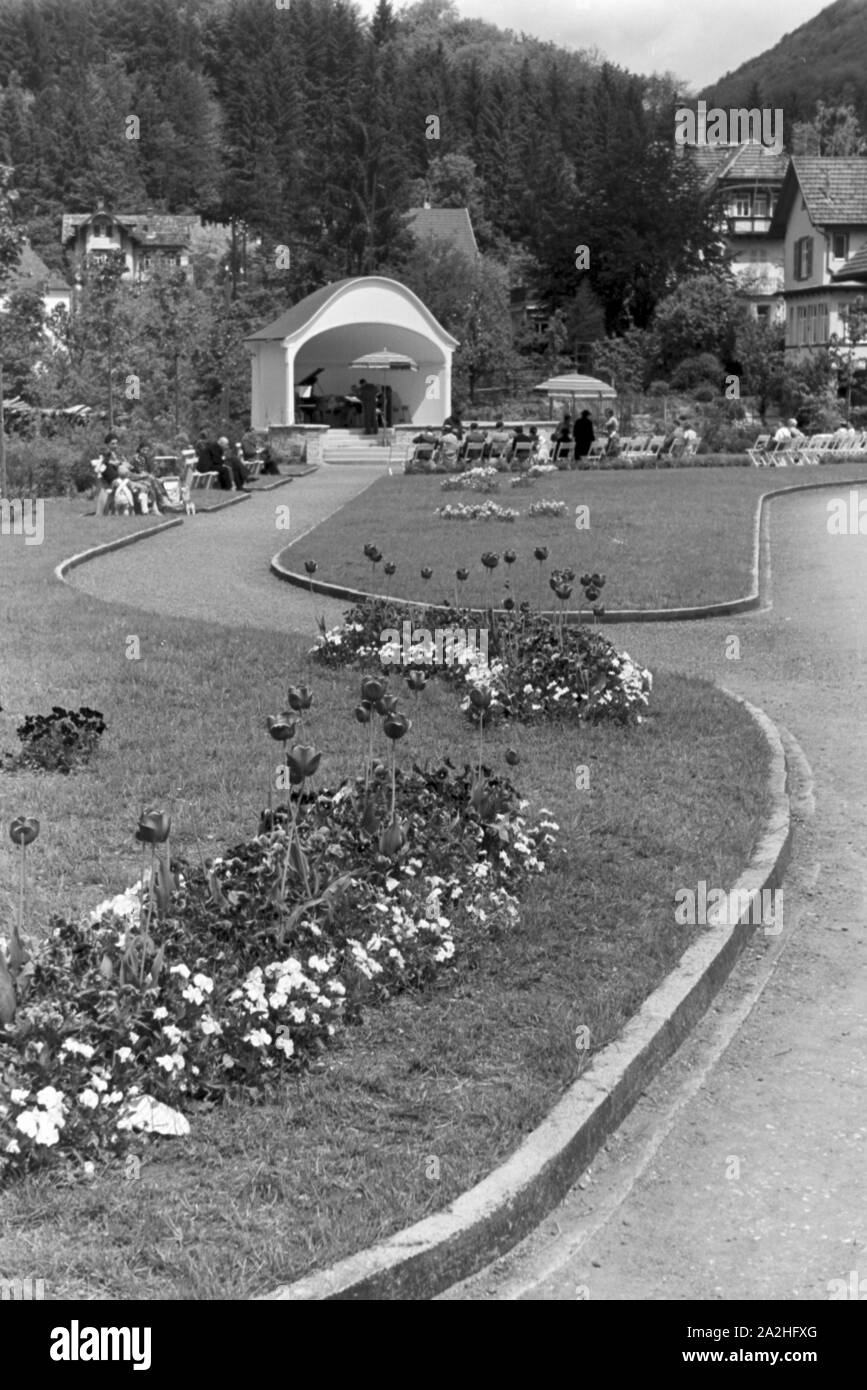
[1,500,770,1298]
[283,465,867,611]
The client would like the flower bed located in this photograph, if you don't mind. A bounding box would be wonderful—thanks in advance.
[0,710,556,1181]
[435,500,519,522]
[313,596,651,728]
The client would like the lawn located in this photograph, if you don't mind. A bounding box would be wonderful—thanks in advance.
[1,499,772,1298]
[281,465,867,612]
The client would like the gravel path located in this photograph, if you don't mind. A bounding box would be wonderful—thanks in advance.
[66,463,389,633]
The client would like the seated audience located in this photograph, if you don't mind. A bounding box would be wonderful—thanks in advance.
[487,419,513,462]
[437,426,461,472]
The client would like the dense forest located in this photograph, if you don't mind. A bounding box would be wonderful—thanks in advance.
[0,0,719,324]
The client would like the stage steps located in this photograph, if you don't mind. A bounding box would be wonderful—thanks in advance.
[322,429,407,466]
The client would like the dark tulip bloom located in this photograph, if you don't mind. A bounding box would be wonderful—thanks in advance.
[505,748,520,766]
[135,810,170,845]
[287,745,322,781]
[504,550,517,565]
[361,677,386,703]
[9,816,40,846]
[383,713,411,740]
[266,712,297,742]
[534,546,549,562]
[287,685,313,712]
[420,567,433,580]
[456,568,469,582]
[304,560,317,575]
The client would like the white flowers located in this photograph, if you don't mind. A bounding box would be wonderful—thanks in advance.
[77,1089,100,1110]
[155,1053,185,1075]
[15,1086,66,1147]
[60,1039,95,1059]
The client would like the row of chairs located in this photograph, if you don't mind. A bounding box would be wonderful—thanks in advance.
[747,431,867,468]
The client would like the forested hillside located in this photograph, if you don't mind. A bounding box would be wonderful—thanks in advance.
[703,0,867,132]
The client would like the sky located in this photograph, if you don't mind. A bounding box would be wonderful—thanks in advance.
[354,0,833,89]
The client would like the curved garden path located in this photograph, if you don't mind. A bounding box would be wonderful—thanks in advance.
[66,468,867,1302]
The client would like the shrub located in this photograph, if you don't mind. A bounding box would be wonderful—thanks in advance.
[2,706,106,775]
[669,354,725,392]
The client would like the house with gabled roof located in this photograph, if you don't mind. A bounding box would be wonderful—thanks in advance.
[769,156,867,360]
[405,204,479,262]
[693,141,788,321]
[61,198,196,282]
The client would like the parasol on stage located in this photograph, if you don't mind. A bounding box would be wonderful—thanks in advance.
[350,349,418,430]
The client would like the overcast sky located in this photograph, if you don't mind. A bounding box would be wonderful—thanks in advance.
[355,0,831,89]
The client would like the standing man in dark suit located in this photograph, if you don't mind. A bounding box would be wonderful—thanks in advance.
[359,379,377,436]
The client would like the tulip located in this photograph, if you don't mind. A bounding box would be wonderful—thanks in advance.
[135,810,170,844]
[379,817,406,858]
[363,543,377,559]
[504,549,517,565]
[354,703,372,724]
[383,712,411,741]
[534,546,548,562]
[9,816,39,847]
[503,596,515,611]
[481,552,499,569]
[286,745,322,782]
[304,560,317,575]
[375,694,399,716]
[469,687,491,710]
[369,548,382,565]
[581,572,592,587]
[266,713,297,742]
[361,677,386,703]
[456,568,469,582]
[406,671,427,693]
[384,561,396,577]
[287,684,313,712]
[555,585,573,601]
[420,567,433,580]
[505,748,520,766]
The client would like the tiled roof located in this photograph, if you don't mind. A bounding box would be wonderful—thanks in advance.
[791,157,867,225]
[4,241,70,293]
[61,211,195,247]
[833,243,867,281]
[405,206,479,260]
[691,142,788,190]
[723,143,789,182]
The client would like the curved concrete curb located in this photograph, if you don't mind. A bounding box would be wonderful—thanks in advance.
[54,516,185,584]
[257,690,792,1301]
[271,473,867,623]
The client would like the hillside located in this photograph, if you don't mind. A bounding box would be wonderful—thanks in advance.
[702,0,867,129]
